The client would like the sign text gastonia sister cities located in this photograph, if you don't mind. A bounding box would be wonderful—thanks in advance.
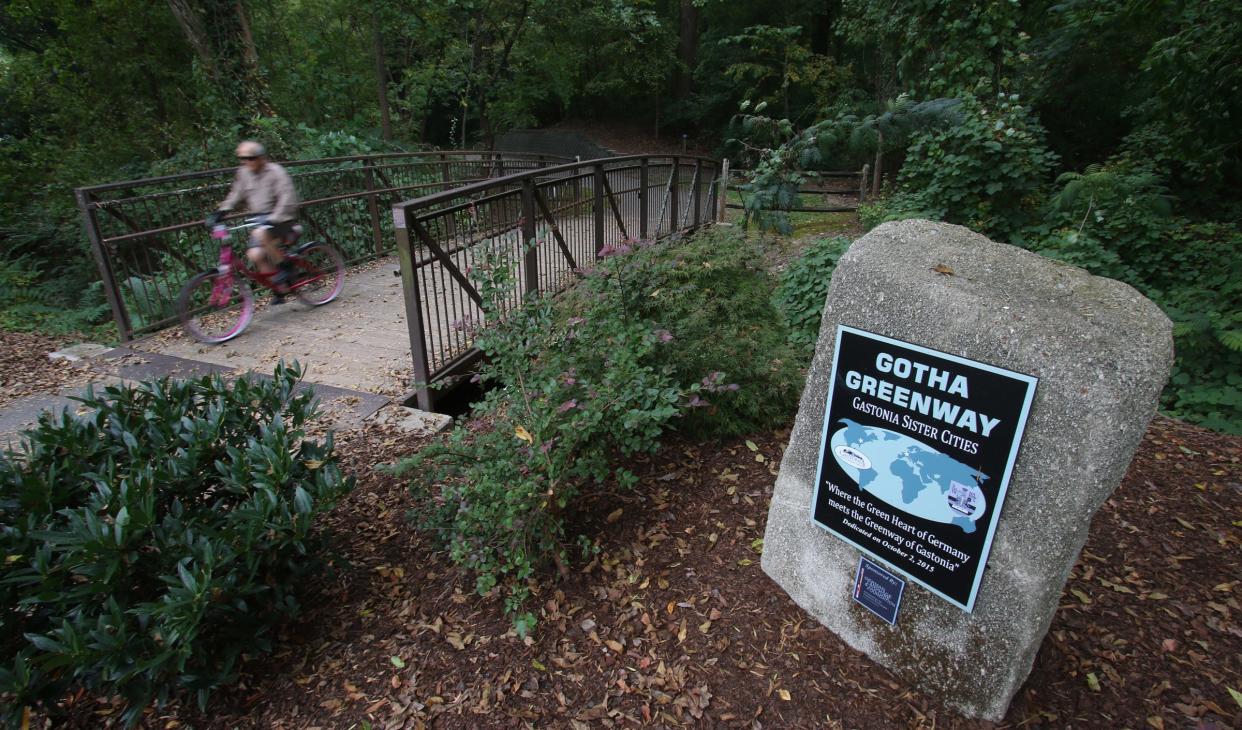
[811,326,1038,612]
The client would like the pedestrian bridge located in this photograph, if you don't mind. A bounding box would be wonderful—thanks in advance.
[77,151,724,411]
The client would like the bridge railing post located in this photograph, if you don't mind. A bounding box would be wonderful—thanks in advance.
[593,163,606,256]
[364,157,383,256]
[75,189,132,341]
[521,178,539,294]
[639,158,649,240]
[394,205,434,411]
[670,157,680,233]
[693,159,702,229]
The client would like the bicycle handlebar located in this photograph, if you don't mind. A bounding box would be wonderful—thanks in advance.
[209,215,272,238]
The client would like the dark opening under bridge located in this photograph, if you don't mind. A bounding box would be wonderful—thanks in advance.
[76,151,724,410]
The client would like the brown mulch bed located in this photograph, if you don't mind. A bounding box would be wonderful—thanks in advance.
[50,413,1239,729]
[0,331,90,409]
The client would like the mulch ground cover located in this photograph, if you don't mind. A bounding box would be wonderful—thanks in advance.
[51,412,1238,729]
[0,332,86,409]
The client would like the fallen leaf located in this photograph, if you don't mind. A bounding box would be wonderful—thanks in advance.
[606,508,624,524]
[515,425,533,443]
[1228,686,1242,709]
[778,689,791,701]
[1087,673,1100,691]
[390,656,405,668]
[744,440,759,452]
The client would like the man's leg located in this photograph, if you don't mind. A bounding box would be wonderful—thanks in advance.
[246,230,276,274]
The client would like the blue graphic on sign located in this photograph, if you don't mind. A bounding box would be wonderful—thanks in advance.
[830,420,988,533]
[853,556,906,625]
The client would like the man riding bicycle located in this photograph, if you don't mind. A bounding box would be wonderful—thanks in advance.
[206,140,300,300]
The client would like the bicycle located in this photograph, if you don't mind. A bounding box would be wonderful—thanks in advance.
[175,217,345,344]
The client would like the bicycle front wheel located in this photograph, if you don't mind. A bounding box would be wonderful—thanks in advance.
[291,243,345,306]
[176,271,254,344]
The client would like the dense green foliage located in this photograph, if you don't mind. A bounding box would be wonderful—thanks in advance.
[391,227,803,630]
[773,235,852,351]
[0,363,353,724]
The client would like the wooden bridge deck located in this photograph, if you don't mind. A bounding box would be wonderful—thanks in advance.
[135,186,717,404]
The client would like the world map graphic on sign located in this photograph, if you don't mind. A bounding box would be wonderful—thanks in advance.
[830,419,989,533]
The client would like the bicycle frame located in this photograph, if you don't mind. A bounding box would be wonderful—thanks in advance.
[208,218,324,297]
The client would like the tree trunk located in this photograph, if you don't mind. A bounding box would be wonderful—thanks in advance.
[167,0,273,127]
[372,14,391,140]
[233,1,274,118]
[872,129,884,197]
[167,0,214,74]
[675,0,699,100]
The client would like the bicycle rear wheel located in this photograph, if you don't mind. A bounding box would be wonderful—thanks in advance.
[176,271,254,344]
[291,242,345,306]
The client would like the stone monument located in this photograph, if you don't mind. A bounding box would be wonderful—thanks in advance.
[761,219,1174,720]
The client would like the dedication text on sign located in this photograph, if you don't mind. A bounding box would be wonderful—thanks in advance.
[811,325,1038,611]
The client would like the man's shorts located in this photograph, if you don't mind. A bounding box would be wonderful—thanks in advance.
[250,220,297,248]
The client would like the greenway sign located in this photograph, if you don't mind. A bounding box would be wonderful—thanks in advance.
[811,325,1038,611]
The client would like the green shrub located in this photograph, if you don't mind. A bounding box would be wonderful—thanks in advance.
[0,254,111,338]
[0,362,353,725]
[872,94,1058,240]
[395,228,802,631]
[1158,222,1242,433]
[773,235,852,351]
[1030,165,1242,432]
[587,227,805,437]
[1032,162,1173,280]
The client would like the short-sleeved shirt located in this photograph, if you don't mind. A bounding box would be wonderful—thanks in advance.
[220,161,299,223]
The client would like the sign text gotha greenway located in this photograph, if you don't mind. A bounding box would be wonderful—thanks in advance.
[811,326,1038,612]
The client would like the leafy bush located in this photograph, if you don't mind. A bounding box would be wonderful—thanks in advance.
[395,228,802,631]
[773,235,853,351]
[0,254,110,337]
[1032,162,1172,279]
[1156,222,1242,433]
[576,227,805,437]
[871,94,1058,240]
[1028,165,1242,432]
[0,363,353,725]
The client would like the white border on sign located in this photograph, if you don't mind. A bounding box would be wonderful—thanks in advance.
[809,324,1039,612]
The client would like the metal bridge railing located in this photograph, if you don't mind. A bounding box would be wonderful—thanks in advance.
[391,154,722,411]
[75,151,570,341]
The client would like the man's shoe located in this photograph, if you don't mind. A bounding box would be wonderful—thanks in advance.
[271,292,287,305]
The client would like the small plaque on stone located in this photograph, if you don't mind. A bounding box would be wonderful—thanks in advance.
[852,556,906,625]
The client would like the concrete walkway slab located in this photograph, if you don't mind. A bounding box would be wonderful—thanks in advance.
[132,258,414,398]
